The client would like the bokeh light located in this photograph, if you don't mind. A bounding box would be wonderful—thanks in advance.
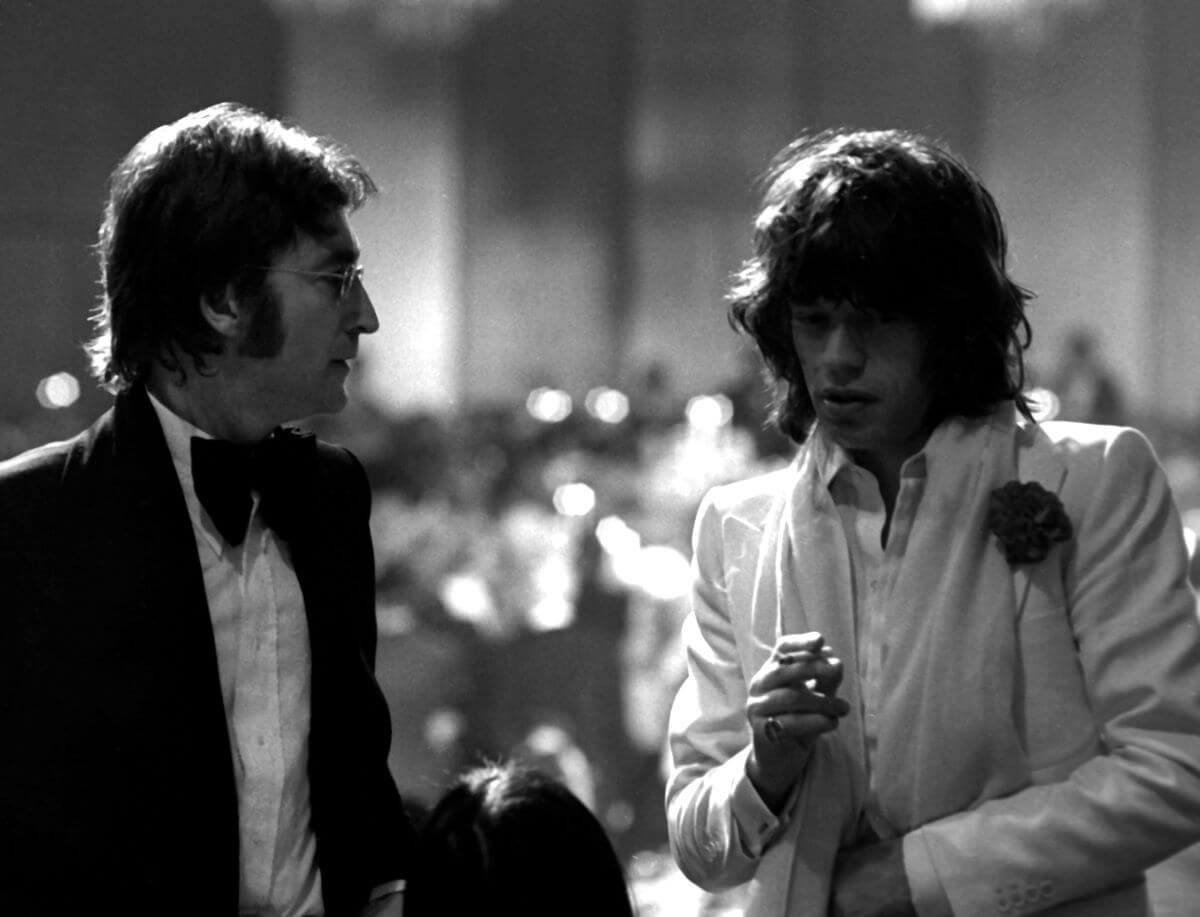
[35,372,81,410]
[685,394,733,431]
[1026,386,1060,423]
[553,481,596,516]
[526,387,573,423]
[584,386,630,424]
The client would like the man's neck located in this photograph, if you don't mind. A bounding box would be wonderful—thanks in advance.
[146,368,275,444]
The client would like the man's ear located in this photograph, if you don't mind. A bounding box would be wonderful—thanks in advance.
[199,285,243,340]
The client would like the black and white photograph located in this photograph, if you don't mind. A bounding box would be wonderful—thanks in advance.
[3,1,1200,914]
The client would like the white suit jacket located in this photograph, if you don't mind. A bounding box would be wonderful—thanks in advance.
[667,409,1200,916]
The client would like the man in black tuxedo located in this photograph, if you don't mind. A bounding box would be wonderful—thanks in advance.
[0,103,415,916]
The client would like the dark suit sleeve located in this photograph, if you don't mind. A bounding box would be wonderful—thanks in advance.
[307,446,417,916]
[347,450,417,888]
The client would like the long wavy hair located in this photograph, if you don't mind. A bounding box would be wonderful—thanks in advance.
[729,128,1033,444]
[86,102,375,392]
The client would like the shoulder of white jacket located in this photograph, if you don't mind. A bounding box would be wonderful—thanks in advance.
[704,465,794,518]
[1020,420,1160,486]
[1035,419,1126,446]
[1021,417,1141,457]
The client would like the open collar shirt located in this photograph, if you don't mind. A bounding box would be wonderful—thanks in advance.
[808,424,930,841]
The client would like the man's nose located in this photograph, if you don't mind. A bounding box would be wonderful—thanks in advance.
[348,282,380,335]
[821,321,865,378]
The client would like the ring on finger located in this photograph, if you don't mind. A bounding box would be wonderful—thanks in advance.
[764,715,784,743]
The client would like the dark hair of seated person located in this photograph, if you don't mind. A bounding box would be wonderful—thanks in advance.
[408,761,637,916]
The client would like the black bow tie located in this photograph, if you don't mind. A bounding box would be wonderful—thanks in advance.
[190,428,316,546]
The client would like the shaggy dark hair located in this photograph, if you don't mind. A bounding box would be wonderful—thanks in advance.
[729,128,1033,443]
[87,102,375,391]
[408,762,635,917]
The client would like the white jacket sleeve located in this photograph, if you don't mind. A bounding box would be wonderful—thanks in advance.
[906,428,1200,916]
[665,491,796,891]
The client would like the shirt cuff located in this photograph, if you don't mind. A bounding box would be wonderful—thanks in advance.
[368,879,407,902]
[903,831,953,917]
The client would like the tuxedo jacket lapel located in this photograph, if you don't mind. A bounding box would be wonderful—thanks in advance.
[106,387,229,710]
[286,451,368,677]
[37,385,242,910]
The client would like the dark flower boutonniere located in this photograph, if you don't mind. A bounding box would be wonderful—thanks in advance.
[987,480,1073,564]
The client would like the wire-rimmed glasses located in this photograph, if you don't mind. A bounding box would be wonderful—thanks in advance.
[255,263,365,301]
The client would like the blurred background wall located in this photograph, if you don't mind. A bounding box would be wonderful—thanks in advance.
[5,0,1200,436]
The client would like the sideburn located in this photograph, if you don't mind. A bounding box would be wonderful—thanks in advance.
[237,284,286,358]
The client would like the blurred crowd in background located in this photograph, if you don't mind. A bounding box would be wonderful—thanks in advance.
[309,352,789,910]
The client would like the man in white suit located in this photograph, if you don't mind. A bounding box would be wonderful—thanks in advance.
[666,128,1200,916]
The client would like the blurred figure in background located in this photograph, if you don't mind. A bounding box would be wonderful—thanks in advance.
[722,341,796,460]
[666,128,1200,915]
[409,761,637,916]
[0,103,414,915]
[628,359,683,438]
[1051,327,1126,425]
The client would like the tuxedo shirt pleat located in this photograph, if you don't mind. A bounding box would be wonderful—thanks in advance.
[147,393,322,917]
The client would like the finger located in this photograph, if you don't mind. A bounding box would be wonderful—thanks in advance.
[755,653,843,695]
[749,687,850,721]
[752,681,840,711]
[752,658,819,693]
[758,710,843,744]
[807,655,844,696]
[773,632,827,657]
[776,648,834,669]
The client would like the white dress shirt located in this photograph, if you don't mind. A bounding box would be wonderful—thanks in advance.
[821,432,929,842]
[148,393,323,917]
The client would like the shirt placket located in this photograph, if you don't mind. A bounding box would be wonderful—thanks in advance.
[862,473,922,836]
[854,493,887,832]
[232,503,284,906]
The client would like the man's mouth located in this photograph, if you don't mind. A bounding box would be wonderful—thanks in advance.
[816,390,876,422]
[818,389,873,405]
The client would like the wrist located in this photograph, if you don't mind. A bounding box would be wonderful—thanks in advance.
[746,745,808,813]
